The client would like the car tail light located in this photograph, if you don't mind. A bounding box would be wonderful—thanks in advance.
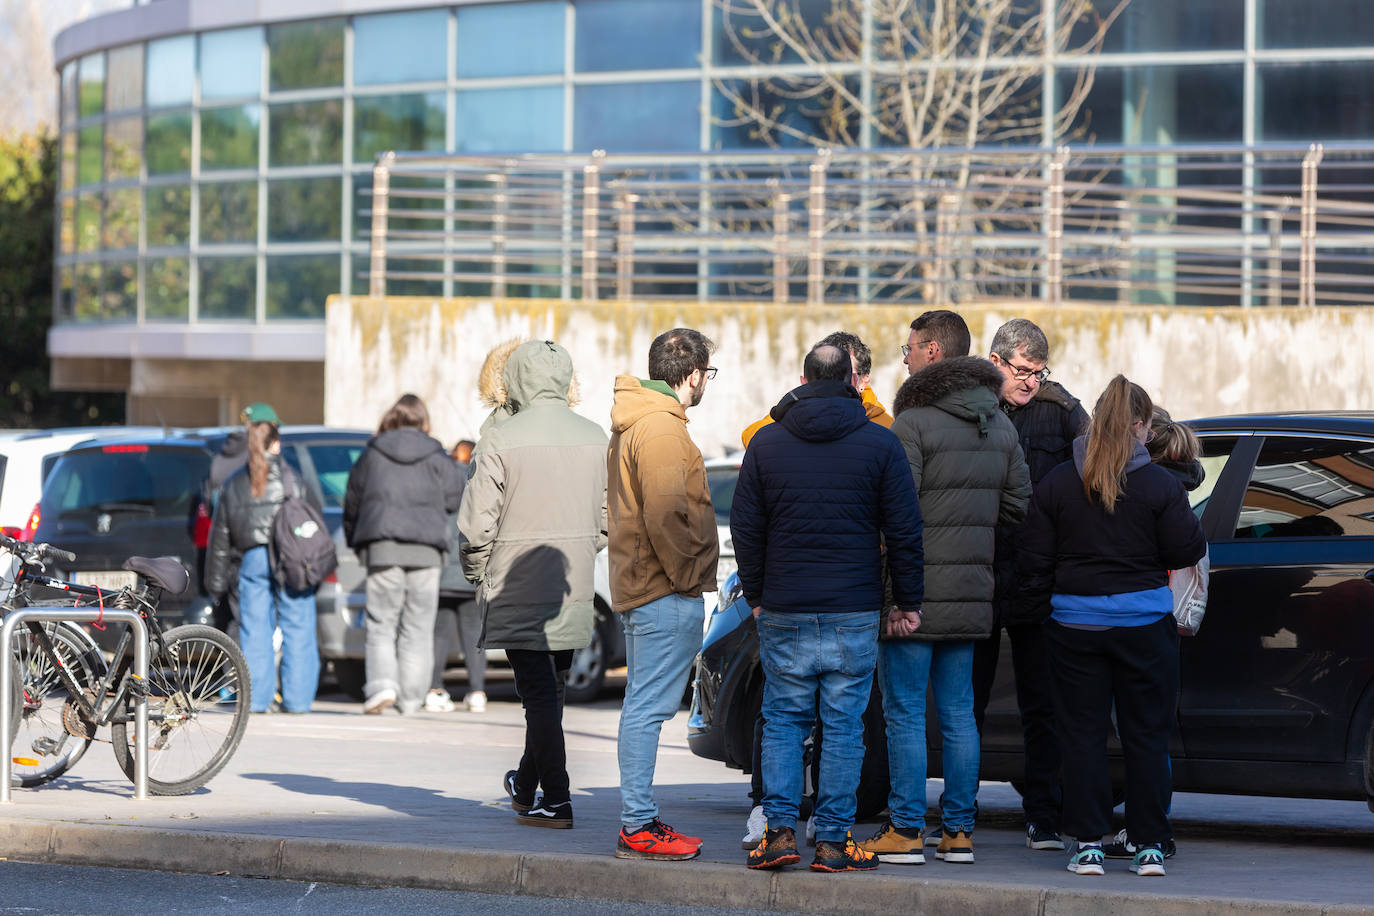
[21,503,40,541]
[101,444,148,453]
[192,501,213,549]
[0,526,23,540]
[324,570,338,584]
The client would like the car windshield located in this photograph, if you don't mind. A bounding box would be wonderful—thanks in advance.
[302,443,365,509]
[707,466,739,526]
[42,446,210,521]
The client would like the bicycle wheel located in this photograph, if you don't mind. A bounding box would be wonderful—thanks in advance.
[9,621,106,786]
[110,624,249,796]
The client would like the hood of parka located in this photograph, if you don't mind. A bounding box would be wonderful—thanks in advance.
[769,379,868,443]
[371,426,445,464]
[894,356,1005,437]
[478,337,581,416]
[503,339,575,410]
[610,375,686,433]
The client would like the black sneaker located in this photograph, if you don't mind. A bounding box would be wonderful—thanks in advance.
[747,826,801,870]
[1103,829,1176,859]
[516,799,573,829]
[503,769,534,815]
[1026,822,1066,850]
[811,832,879,872]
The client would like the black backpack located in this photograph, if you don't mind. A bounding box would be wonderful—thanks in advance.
[270,466,338,592]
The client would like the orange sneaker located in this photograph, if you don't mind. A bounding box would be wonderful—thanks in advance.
[811,831,879,872]
[616,819,702,860]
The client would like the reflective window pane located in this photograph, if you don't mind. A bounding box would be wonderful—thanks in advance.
[1260,0,1374,49]
[60,132,76,191]
[201,104,261,171]
[355,92,446,162]
[201,27,263,101]
[456,86,562,152]
[268,19,344,91]
[101,260,137,321]
[61,62,77,126]
[355,10,449,85]
[146,111,192,175]
[57,266,75,323]
[267,177,342,242]
[199,256,256,320]
[1234,438,1374,537]
[78,125,102,185]
[577,0,699,72]
[58,197,75,255]
[78,53,104,119]
[714,0,830,66]
[1260,61,1374,140]
[712,77,861,148]
[457,2,564,78]
[146,35,194,107]
[1062,64,1244,144]
[75,263,101,321]
[1069,0,1243,52]
[574,82,699,151]
[145,185,190,247]
[200,180,259,244]
[103,187,140,251]
[145,257,189,321]
[105,44,144,113]
[267,254,339,319]
[105,116,143,180]
[76,194,101,253]
[353,172,446,233]
[268,100,343,166]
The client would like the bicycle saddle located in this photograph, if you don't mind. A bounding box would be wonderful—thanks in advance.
[122,556,191,597]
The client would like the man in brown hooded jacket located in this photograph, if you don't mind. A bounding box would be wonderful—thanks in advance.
[608,327,720,861]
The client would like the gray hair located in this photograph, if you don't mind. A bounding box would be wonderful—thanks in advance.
[989,318,1050,364]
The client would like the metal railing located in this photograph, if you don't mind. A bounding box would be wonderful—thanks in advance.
[363,143,1374,307]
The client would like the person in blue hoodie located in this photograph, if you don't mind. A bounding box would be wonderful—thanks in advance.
[731,344,925,874]
[1013,376,1206,879]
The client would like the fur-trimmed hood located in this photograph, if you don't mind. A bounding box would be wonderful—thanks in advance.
[894,357,1005,415]
[476,337,580,437]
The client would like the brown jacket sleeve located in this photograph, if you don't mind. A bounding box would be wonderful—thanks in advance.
[634,416,718,593]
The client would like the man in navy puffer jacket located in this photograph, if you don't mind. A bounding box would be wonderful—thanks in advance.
[732,344,924,873]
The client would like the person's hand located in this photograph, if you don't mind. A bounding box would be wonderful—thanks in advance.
[886,609,921,637]
[752,606,762,619]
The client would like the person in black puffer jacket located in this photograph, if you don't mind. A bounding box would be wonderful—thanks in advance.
[344,394,465,715]
[1013,377,1206,878]
[207,406,319,714]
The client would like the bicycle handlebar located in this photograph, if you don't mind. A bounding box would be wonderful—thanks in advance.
[0,533,78,566]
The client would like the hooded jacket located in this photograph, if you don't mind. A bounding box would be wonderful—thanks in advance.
[460,341,608,651]
[731,379,924,615]
[206,455,302,596]
[888,357,1031,640]
[607,375,719,614]
[1012,436,1207,627]
[741,385,893,449]
[205,430,248,510]
[343,427,464,566]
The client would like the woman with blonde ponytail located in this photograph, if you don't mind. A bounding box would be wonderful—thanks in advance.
[1013,376,1206,879]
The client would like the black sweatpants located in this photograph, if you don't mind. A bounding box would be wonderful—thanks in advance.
[506,648,574,807]
[1043,615,1178,846]
[972,622,1063,829]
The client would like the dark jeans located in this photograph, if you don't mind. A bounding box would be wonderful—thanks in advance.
[506,648,574,806]
[1043,615,1178,846]
[972,621,1062,829]
[434,598,486,694]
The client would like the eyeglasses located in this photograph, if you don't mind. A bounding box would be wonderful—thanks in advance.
[702,366,718,380]
[1135,419,1156,443]
[900,340,934,358]
[1003,360,1051,383]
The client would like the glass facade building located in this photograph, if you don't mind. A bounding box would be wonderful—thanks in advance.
[50,0,1374,421]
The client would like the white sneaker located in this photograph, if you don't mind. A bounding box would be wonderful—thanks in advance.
[805,814,817,847]
[363,688,396,715]
[465,690,487,713]
[424,689,456,712]
[741,805,766,850]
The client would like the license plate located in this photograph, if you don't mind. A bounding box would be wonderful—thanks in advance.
[72,570,139,591]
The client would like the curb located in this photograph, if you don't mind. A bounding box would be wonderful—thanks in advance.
[0,819,1365,915]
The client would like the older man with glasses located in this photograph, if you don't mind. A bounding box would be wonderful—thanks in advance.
[968,318,1090,856]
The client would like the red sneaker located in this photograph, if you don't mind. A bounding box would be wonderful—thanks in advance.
[657,820,703,847]
[616,819,702,860]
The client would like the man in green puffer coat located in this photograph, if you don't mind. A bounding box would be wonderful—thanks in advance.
[859,355,1030,867]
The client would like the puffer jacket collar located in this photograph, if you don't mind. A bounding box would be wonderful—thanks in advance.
[893,357,1005,438]
[769,379,867,442]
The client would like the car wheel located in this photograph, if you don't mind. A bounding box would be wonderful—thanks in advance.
[331,658,366,701]
[565,612,612,704]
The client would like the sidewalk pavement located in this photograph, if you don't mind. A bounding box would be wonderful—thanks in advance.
[0,693,1370,915]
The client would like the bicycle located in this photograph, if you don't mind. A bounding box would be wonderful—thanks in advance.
[0,533,249,795]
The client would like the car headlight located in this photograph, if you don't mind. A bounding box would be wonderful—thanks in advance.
[715,556,738,601]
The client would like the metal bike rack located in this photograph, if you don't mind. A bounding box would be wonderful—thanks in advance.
[0,609,149,801]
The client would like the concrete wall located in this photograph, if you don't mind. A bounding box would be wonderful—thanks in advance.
[325,296,1374,456]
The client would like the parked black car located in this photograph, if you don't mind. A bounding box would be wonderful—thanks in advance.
[689,412,1374,816]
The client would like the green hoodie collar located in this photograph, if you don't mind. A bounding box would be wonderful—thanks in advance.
[639,378,679,403]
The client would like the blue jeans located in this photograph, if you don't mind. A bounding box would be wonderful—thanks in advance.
[617,593,703,830]
[758,610,878,844]
[878,639,979,831]
[238,545,319,713]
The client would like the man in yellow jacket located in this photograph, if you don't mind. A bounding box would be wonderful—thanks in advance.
[608,327,720,862]
[741,331,892,449]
